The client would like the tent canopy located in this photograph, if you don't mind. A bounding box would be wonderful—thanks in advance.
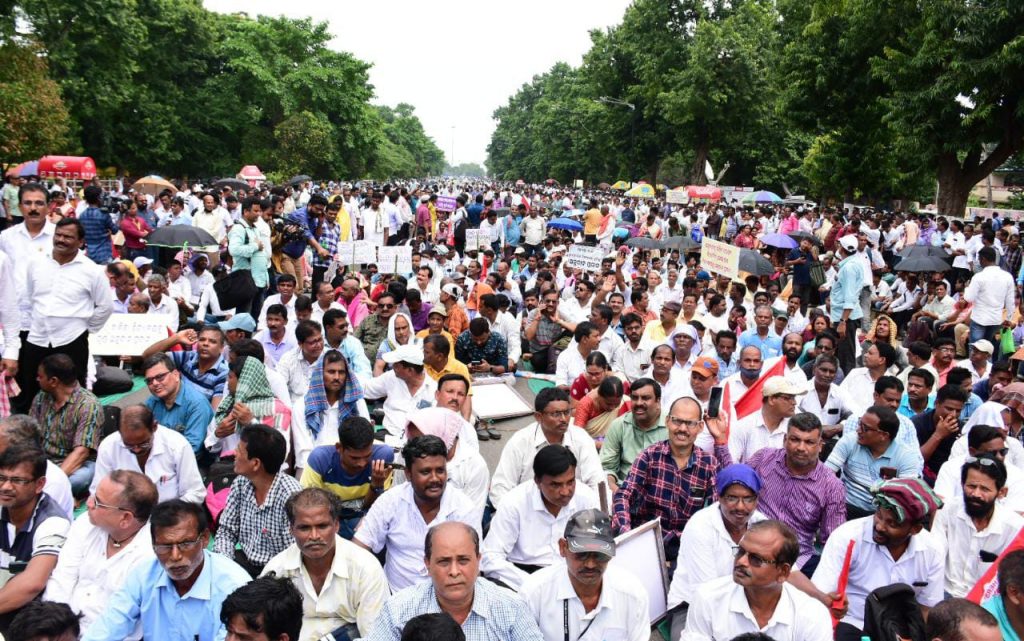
[38,156,97,180]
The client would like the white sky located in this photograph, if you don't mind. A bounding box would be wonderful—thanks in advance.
[203,0,633,168]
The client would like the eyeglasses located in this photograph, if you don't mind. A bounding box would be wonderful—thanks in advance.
[0,475,35,487]
[667,416,702,430]
[379,304,395,310]
[153,536,204,555]
[545,410,572,419]
[856,420,884,435]
[966,456,1002,466]
[120,438,153,453]
[91,496,133,514]
[721,494,758,507]
[733,545,778,568]
[144,371,172,386]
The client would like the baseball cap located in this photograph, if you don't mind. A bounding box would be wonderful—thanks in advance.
[514,247,525,254]
[716,464,762,496]
[662,301,682,313]
[218,313,257,334]
[564,509,615,558]
[969,339,994,354]
[442,283,463,298]
[133,257,154,269]
[691,356,719,378]
[428,306,448,318]
[762,376,804,397]
[382,343,424,366]
[696,270,711,281]
[838,235,859,253]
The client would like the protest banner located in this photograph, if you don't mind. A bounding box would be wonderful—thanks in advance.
[565,244,605,273]
[436,196,458,212]
[377,246,413,274]
[665,190,688,205]
[700,238,740,281]
[352,240,376,264]
[89,314,174,356]
[336,241,355,264]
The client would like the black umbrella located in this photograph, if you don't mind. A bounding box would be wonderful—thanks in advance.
[738,249,775,276]
[899,245,950,259]
[289,174,312,185]
[894,255,952,272]
[146,226,218,249]
[212,178,250,191]
[662,235,700,251]
[626,237,663,250]
[787,231,822,247]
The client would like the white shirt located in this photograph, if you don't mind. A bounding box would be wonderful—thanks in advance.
[838,367,880,408]
[799,383,858,426]
[559,296,593,325]
[45,460,74,520]
[446,446,490,511]
[146,295,179,332]
[360,371,437,438]
[258,293,298,332]
[683,576,832,641]
[619,339,654,383]
[311,301,344,328]
[481,482,599,590]
[489,422,605,507]
[486,311,522,364]
[0,253,19,360]
[167,277,192,308]
[955,358,988,386]
[521,215,546,245]
[520,564,649,641]
[185,270,214,307]
[667,503,767,608]
[964,265,1015,326]
[44,515,154,639]
[26,250,113,348]
[812,517,943,630]
[276,347,318,403]
[260,537,390,641]
[729,411,790,463]
[555,346,589,387]
[353,481,482,591]
[0,220,55,330]
[290,396,371,470]
[934,454,1024,512]
[932,497,1024,598]
[762,356,810,389]
[90,427,206,504]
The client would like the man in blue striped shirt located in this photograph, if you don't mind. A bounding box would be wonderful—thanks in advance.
[829,235,866,374]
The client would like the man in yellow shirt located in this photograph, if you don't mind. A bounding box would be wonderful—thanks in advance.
[415,307,456,359]
[583,200,603,243]
[422,333,473,421]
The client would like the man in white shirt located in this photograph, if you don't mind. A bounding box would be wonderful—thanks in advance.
[956,339,993,385]
[618,312,654,383]
[275,320,324,404]
[257,274,298,332]
[729,377,801,463]
[15,218,112,413]
[481,445,600,590]
[519,208,546,257]
[489,387,605,508]
[360,344,437,439]
[260,488,389,641]
[45,470,157,638]
[555,322,602,389]
[839,342,897,407]
[191,193,232,245]
[932,456,1024,599]
[964,246,1015,353]
[683,520,832,641]
[0,185,55,359]
[934,424,1024,512]
[353,435,481,591]
[811,478,944,640]
[144,274,179,332]
[310,282,344,327]
[520,509,649,641]
[799,354,856,441]
[90,404,205,504]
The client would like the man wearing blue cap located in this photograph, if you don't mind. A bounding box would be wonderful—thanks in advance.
[667,464,768,641]
[218,313,257,346]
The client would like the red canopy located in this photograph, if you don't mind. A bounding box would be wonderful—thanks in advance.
[686,185,722,201]
[237,165,265,179]
[38,156,97,180]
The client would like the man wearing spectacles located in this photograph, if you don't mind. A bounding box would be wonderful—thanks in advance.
[683,520,832,641]
[0,445,70,635]
[45,470,158,637]
[141,352,215,455]
[826,405,921,520]
[729,377,802,463]
[82,499,250,641]
[934,424,1024,512]
[612,396,718,564]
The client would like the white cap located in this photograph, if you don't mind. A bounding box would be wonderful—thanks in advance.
[442,283,463,298]
[838,235,859,253]
[970,339,995,354]
[382,343,424,366]
[762,376,805,397]
[133,257,154,268]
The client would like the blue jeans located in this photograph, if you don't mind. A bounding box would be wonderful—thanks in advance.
[67,460,96,497]
[969,322,1000,360]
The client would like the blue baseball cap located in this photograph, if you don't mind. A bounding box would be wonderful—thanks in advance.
[218,313,256,333]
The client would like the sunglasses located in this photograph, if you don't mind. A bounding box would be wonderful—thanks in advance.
[733,545,779,568]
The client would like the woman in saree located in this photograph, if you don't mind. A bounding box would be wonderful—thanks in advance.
[573,376,629,446]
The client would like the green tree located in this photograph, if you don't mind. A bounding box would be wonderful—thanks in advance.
[0,42,73,164]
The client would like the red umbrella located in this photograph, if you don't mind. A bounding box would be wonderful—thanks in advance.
[686,185,722,201]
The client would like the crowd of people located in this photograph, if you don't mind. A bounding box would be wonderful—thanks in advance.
[0,172,1021,641]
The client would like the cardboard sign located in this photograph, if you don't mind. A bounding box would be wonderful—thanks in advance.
[435,196,458,212]
[377,246,413,274]
[665,190,688,205]
[89,314,173,356]
[700,238,740,280]
[565,244,605,273]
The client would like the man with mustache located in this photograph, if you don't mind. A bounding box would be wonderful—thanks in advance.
[810,478,944,641]
[520,509,648,641]
[82,499,250,641]
[683,520,832,641]
[932,455,1024,598]
[261,488,389,641]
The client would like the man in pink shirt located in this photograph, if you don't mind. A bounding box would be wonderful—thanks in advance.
[337,276,370,328]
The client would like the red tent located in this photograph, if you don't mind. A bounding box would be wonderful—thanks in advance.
[236,165,266,187]
[38,156,97,180]
[686,185,722,201]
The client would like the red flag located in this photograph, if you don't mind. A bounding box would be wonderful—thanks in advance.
[733,358,787,420]
[720,380,732,442]
[967,524,1024,604]
[832,540,855,628]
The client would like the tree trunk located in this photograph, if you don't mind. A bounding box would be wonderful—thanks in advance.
[690,124,710,186]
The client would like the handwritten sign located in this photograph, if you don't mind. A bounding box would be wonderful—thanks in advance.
[377,246,413,274]
[565,244,605,273]
[665,190,688,205]
[89,314,173,356]
[335,241,378,265]
[700,238,740,280]
[435,196,458,212]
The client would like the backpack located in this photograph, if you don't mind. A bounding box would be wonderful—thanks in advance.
[691,225,704,243]
[453,216,467,244]
[862,583,927,641]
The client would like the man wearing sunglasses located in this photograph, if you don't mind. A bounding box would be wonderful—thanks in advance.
[683,520,832,641]
[83,499,250,641]
[934,424,1024,512]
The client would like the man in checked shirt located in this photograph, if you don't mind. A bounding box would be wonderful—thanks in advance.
[612,396,718,563]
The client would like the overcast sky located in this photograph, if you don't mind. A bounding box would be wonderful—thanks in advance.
[203,0,632,168]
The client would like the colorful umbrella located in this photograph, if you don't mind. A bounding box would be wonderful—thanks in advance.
[611,180,630,190]
[625,184,656,198]
[741,190,782,204]
[548,217,583,232]
[17,160,39,177]
[760,233,798,249]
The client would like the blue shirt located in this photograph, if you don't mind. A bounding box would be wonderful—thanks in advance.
[281,207,316,258]
[169,350,228,402]
[984,596,1021,641]
[897,391,935,419]
[82,551,251,641]
[254,329,297,368]
[145,378,215,454]
[364,577,544,641]
[78,206,119,264]
[788,248,812,285]
[829,255,866,323]
[738,329,782,360]
[841,413,924,473]
[962,392,983,423]
[467,202,484,227]
[825,433,921,510]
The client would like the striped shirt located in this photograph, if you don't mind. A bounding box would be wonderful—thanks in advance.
[825,433,921,510]
[300,444,394,510]
[213,472,302,566]
[169,350,228,402]
[313,219,340,268]
[30,385,104,461]
[714,445,846,566]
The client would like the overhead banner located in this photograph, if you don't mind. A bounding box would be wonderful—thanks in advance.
[565,244,605,272]
[700,238,740,280]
